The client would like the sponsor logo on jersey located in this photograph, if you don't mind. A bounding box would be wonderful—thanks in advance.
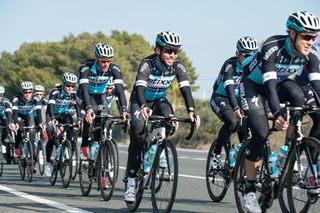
[177,63,186,72]
[139,62,149,72]
[263,46,278,61]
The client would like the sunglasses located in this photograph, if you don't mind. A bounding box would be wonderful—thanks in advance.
[106,87,113,90]
[35,93,43,96]
[300,34,317,42]
[162,48,179,55]
[96,58,112,63]
[65,84,75,88]
[23,91,32,94]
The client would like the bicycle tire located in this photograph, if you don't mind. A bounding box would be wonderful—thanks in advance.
[79,159,93,196]
[71,140,79,180]
[99,142,116,201]
[151,139,178,213]
[18,143,26,180]
[49,146,58,186]
[37,139,46,176]
[60,139,72,188]
[286,137,320,213]
[25,140,34,182]
[111,139,119,183]
[0,140,3,177]
[206,140,231,202]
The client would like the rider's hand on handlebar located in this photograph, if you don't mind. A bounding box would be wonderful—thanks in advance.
[85,108,95,124]
[8,123,16,131]
[233,108,242,121]
[189,112,200,129]
[50,118,58,128]
[274,115,288,131]
[140,107,152,120]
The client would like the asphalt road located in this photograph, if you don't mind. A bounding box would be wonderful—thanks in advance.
[0,143,319,212]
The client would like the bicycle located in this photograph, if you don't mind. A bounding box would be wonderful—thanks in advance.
[70,125,79,181]
[124,114,195,213]
[48,123,73,188]
[17,126,35,182]
[234,103,320,213]
[79,107,125,201]
[205,117,250,202]
[5,130,17,165]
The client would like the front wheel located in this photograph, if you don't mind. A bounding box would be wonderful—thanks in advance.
[0,140,3,177]
[25,140,34,182]
[205,140,231,202]
[60,139,72,188]
[99,142,116,201]
[36,139,46,175]
[71,140,79,180]
[79,159,93,196]
[286,137,320,213]
[151,139,178,213]
[110,139,119,183]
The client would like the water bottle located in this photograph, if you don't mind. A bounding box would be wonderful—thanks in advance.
[278,145,288,171]
[268,152,279,178]
[22,143,27,158]
[229,146,236,167]
[55,143,62,160]
[90,141,99,160]
[144,144,157,173]
[34,140,38,151]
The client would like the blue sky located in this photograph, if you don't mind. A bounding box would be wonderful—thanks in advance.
[0,0,319,99]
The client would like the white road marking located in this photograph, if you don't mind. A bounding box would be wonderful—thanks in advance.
[119,151,206,161]
[0,185,92,213]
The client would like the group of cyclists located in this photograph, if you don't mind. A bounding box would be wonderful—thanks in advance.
[211,10,320,213]
[0,9,319,213]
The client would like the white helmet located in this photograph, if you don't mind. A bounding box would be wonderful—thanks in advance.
[20,81,33,91]
[34,84,44,92]
[94,43,115,59]
[156,31,182,48]
[237,36,259,53]
[0,86,5,94]
[287,11,320,33]
[61,72,78,84]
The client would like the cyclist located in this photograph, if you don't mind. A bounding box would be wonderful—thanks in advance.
[78,43,128,160]
[12,81,44,172]
[44,72,81,177]
[210,36,258,170]
[33,85,48,138]
[124,31,201,202]
[0,86,16,160]
[239,11,320,212]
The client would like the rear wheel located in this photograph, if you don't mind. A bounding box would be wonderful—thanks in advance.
[206,140,231,202]
[99,142,116,201]
[111,139,119,183]
[60,140,72,188]
[151,139,178,213]
[79,159,93,196]
[286,137,320,213]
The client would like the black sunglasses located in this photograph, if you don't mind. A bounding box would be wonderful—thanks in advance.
[162,48,179,55]
[300,34,317,42]
[65,84,75,88]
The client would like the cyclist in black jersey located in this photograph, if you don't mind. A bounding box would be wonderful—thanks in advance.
[33,85,48,132]
[210,36,258,170]
[124,31,201,202]
[44,73,81,177]
[78,43,128,160]
[0,86,16,158]
[239,11,320,212]
[12,81,44,169]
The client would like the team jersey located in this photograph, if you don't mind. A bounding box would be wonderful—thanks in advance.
[47,85,80,119]
[79,59,127,112]
[0,97,13,122]
[12,95,42,123]
[212,56,243,109]
[132,54,194,112]
[243,34,320,114]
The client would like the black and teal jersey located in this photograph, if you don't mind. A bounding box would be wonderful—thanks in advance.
[79,59,127,112]
[212,56,244,110]
[47,85,80,119]
[131,54,195,112]
[243,34,320,114]
[12,95,42,123]
[0,97,13,122]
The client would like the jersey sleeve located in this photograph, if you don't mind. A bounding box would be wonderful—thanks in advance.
[111,64,127,113]
[307,48,320,100]
[135,61,151,107]
[175,62,195,112]
[47,89,59,120]
[222,62,239,110]
[79,63,91,110]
